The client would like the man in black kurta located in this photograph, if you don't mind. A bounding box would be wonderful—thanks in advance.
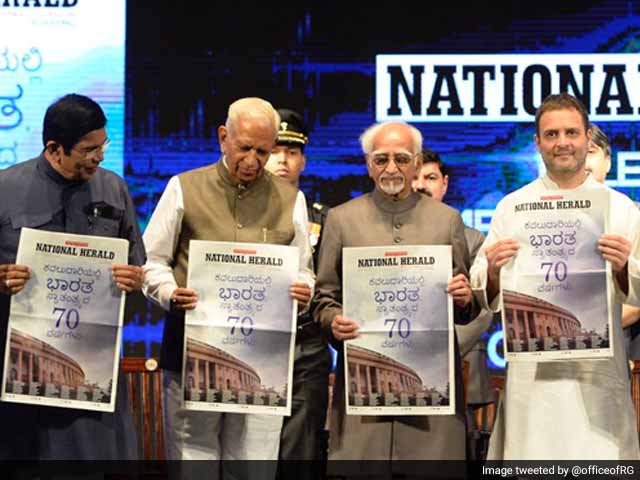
[0,94,145,459]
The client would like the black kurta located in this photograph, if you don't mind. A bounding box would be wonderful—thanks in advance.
[0,154,145,459]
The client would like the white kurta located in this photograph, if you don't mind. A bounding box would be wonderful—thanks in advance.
[471,174,640,460]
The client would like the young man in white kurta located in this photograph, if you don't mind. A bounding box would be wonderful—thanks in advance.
[471,93,640,460]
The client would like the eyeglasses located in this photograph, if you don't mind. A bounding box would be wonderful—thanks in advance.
[369,152,415,167]
[73,138,111,159]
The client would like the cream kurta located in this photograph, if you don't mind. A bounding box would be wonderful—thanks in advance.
[471,174,640,460]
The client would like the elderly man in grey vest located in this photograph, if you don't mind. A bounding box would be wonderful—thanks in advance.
[142,98,314,476]
[313,121,475,475]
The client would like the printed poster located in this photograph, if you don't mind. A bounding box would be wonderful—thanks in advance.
[343,245,454,415]
[2,227,127,412]
[500,190,613,361]
[183,241,299,415]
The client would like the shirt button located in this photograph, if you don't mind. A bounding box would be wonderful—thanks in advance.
[238,194,243,200]
[394,223,402,230]
[393,237,401,244]
[237,223,243,229]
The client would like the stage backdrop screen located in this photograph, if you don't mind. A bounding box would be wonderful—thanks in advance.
[0,0,125,175]
[119,2,640,367]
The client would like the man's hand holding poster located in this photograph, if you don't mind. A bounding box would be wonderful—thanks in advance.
[343,245,454,416]
[2,228,127,412]
[183,241,298,416]
[500,190,613,361]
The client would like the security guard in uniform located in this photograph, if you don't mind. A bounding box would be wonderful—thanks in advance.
[265,109,331,473]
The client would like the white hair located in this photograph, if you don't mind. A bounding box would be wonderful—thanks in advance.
[359,121,422,155]
[225,97,280,138]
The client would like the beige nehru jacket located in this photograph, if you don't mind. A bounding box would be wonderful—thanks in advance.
[172,160,299,286]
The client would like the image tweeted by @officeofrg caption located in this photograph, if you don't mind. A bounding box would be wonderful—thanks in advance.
[481,462,636,479]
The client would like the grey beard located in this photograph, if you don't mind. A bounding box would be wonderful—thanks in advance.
[380,175,405,195]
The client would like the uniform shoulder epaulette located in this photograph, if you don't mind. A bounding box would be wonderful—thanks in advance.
[313,202,328,214]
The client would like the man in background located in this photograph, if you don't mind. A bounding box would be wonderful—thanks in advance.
[413,148,496,459]
[585,123,612,184]
[585,124,640,361]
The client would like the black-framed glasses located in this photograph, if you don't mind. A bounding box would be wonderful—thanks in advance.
[370,152,415,167]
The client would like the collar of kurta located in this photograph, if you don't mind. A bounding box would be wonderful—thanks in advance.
[371,188,420,214]
[217,155,267,191]
[541,171,596,191]
[37,153,84,187]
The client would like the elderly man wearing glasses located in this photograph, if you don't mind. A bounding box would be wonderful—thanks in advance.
[313,121,475,472]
